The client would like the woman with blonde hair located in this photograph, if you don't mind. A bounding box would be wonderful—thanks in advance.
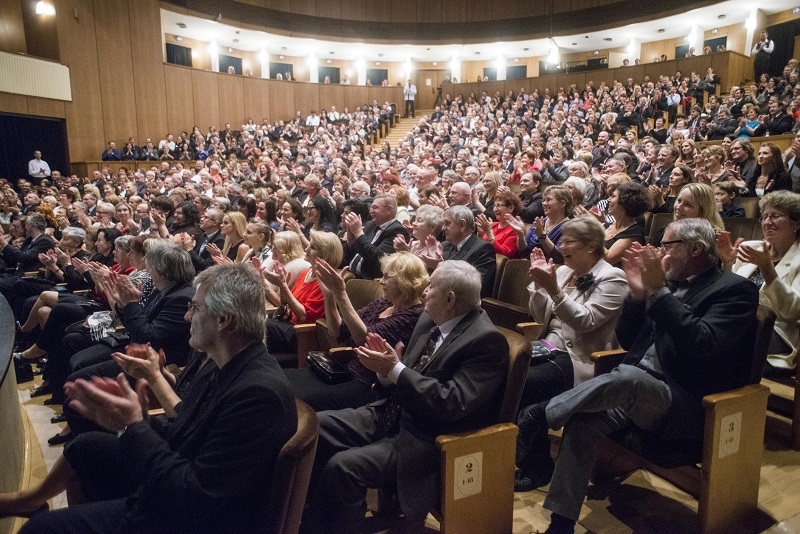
[261,230,343,354]
[285,251,428,410]
[270,231,311,287]
[651,182,724,247]
[208,211,249,263]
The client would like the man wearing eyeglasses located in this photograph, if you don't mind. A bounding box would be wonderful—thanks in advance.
[521,218,759,534]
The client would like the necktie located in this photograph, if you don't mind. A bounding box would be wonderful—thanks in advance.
[199,235,210,255]
[413,327,441,371]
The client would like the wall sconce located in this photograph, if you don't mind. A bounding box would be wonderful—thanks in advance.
[35,1,56,15]
[326,59,332,64]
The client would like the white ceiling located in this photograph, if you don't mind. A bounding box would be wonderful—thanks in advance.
[161,1,797,62]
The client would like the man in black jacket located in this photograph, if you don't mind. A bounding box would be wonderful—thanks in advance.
[11,263,297,534]
[343,193,408,280]
[0,214,55,302]
[755,97,794,137]
[524,219,759,534]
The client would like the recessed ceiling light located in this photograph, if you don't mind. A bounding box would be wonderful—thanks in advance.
[717,14,726,19]
[233,39,239,43]
[175,36,182,42]
[177,22,187,29]
[329,51,334,55]
[585,35,590,39]
[572,43,577,46]
[657,28,665,33]
[378,53,383,57]
[281,47,286,51]
[475,51,480,55]
[235,30,240,34]
[603,38,612,41]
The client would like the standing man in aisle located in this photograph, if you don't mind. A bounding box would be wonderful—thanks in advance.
[28,150,51,184]
[404,78,417,118]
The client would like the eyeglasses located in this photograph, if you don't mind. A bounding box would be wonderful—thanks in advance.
[660,239,686,250]
[760,213,788,223]
[187,301,204,313]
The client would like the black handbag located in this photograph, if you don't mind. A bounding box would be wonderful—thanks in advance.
[307,351,353,384]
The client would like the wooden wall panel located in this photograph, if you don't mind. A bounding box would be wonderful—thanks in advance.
[269,80,295,122]
[164,65,194,136]
[0,93,29,115]
[57,0,104,163]
[0,0,26,54]
[130,0,168,144]
[290,0,315,17]
[347,0,368,22]
[344,86,369,112]
[191,70,220,130]
[93,0,137,146]
[441,0,466,23]
[319,84,344,113]
[365,0,392,23]
[419,0,441,23]
[293,83,319,118]
[315,0,341,19]
[218,74,246,128]
[243,77,270,123]
[492,0,517,20]
[26,97,66,119]
[557,73,587,92]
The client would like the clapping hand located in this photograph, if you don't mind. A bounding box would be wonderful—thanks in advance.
[206,243,222,258]
[621,244,665,300]
[314,259,348,297]
[528,248,559,295]
[112,344,163,382]
[393,233,411,252]
[738,241,777,283]
[475,213,492,236]
[419,234,443,265]
[65,373,147,433]
[355,333,403,377]
[715,231,743,269]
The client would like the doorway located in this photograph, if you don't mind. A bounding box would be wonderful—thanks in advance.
[414,70,450,111]
[0,113,68,184]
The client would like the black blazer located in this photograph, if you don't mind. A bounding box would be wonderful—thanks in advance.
[117,282,195,367]
[1,234,55,274]
[189,230,226,272]
[114,342,297,534]
[443,234,497,297]
[345,219,409,280]
[618,267,759,444]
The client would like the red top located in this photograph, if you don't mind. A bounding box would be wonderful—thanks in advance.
[484,222,519,259]
[290,269,325,325]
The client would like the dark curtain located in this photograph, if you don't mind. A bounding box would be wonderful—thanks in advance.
[366,69,388,86]
[218,55,242,74]
[0,114,68,184]
[166,43,192,67]
[766,19,800,78]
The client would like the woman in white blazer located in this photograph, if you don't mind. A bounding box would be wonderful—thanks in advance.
[731,191,800,373]
[515,217,629,491]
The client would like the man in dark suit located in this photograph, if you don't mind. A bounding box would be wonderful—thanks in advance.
[707,106,738,140]
[524,218,759,534]
[755,97,794,137]
[302,261,508,534]
[16,263,296,534]
[0,213,54,277]
[343,193,409,280]
[188,208,226,272]
[433,205,497,297]
[729,138,758,187]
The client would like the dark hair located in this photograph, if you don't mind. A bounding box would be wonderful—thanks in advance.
[97,227,122,251]
[150,195,174,217]
[310,195,339,229]
[260,198,278,224]
[235,196,257,219]
[283,198,304,224]
[615,182,652,218]
[343,198,371,222]
[177,201,201,226]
